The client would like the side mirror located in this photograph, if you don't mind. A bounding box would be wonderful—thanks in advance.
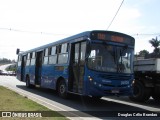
[16,49,20,55]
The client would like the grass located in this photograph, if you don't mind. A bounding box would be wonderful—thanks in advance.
[5,64,16,72]
[0,86,68,120]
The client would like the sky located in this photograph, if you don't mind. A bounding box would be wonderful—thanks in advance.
[0,0,160,60]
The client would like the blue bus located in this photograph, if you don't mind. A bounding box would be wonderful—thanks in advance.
[16,30,135,99]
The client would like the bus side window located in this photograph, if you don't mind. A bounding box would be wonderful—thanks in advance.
[18,55,21,61]
[49,46,57,64]
[22,55,27,67]
[80,42,86,65]
[51,46,56,55]
[18,55,22,66]
[43,48,49,65]
[48,47,52,56]
[31,52,36,65]
[57,45,61,54]
[45,48,48,56]
[58,43,69,64]
[26,53,31,66]
[32,52,35,59]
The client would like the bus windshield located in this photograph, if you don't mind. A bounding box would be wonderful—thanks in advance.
[87,43,134,73]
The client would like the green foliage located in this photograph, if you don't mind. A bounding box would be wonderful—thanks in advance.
[5,64,17,72]
[0,86,67,120]
[149,37,160,55]
[0,58,14,65]
[138,50,149,57]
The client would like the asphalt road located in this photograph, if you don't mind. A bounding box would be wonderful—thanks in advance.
[0,67,160,120]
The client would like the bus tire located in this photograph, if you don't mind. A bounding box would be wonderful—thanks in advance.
[152,87,160,102]
[26,76,34,88]
[58,80,67,99]
[129,81,151,102]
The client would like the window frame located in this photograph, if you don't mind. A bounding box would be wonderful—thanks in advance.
[48,46,58,65]
[30,52,36,66]
[43,48,49,65]
[57,43,69,64]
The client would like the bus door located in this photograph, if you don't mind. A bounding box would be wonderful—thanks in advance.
[70,41,86,93]
[21,55,27,81]
[35,51,43,85]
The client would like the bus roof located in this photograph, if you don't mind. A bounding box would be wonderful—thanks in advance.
[18,30,134,56]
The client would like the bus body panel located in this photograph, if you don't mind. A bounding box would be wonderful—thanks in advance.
[40,64,69,89]
[29,65,36,84]
[84,68,134,96]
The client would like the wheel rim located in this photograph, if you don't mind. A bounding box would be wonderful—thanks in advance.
[60,84,65,94]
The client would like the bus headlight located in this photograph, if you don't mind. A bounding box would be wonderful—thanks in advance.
[88,76,93,81]
[99,84,102,87]
[132,79,135,86]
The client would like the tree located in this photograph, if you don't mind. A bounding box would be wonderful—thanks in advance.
[139,50,149,57]
[0,58,12,64]
[149,37,160,55]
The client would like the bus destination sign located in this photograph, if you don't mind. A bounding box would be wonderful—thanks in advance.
[91,32,134,45]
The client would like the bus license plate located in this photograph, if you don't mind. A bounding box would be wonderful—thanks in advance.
[111,89,119,93]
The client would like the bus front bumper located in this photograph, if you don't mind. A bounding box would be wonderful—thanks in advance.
[86,83,133,97]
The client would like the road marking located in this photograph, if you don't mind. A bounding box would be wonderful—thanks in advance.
[102,97,160,112]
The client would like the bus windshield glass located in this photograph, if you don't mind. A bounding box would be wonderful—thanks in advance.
[87,43,134,73]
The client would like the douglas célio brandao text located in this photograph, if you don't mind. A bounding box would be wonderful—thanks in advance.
[118,112,158,117]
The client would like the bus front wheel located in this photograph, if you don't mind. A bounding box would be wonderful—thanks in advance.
[58,80,67,99]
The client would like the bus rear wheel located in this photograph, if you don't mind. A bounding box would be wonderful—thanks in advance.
[58,80,67,99]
